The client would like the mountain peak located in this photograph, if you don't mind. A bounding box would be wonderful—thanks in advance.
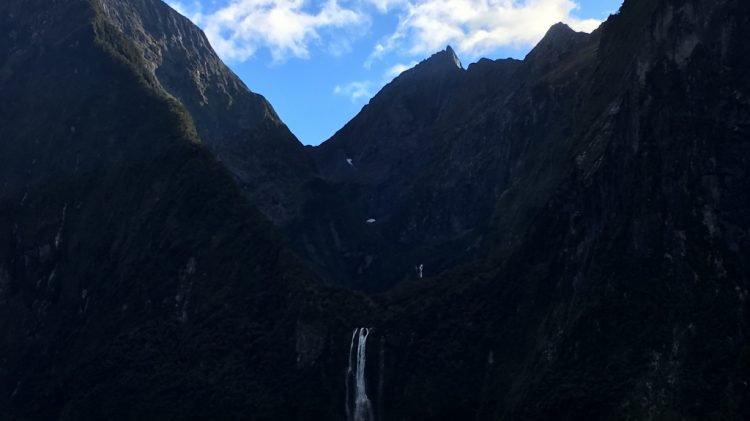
[415,45,464,73]
[534,22,579,50]
[524,22,591,67]
[444,45,463,69]
[547,22,575,36]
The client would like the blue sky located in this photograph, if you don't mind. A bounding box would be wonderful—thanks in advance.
[168,0,623,145]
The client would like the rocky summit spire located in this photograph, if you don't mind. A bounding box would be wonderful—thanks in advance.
[416,45,464,73]
[444,45,463,69]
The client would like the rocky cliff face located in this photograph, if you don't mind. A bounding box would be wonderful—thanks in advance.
[310,25,599,290]
[0,0,363,418]
[98,0,317,224]
[364,0,750,419]
[1,0,749,419]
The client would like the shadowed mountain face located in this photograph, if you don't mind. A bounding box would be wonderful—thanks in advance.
[1,0,750,419]
[0,0,365,418]
[311,0,750,417]
[309,26,597,290]
[98,0,317,225]
[366,0,750,419]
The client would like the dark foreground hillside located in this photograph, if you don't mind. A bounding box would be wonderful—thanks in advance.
[1,0,749,419]
[0,0,367,418]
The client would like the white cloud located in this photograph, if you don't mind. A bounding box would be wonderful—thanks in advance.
[167,1,204,24]
[170,0,602,66]
[385,61,418,78]
[366,0,602,66]
[170,0,367,63]
[334,59,417,103]
[168,0,606,104]
[333,81,375,102]
[364,0,408,13]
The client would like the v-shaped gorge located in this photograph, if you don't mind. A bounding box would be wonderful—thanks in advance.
[90,0,678,296]
[1,0,750,419]
[96,0,515,292]
[111,1,603,292]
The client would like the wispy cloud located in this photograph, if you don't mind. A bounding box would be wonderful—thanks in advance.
[334,59,417,102]
[169,0,367,63]
[365,0,602,66]
[385,61,418,78]
[168,1,204,24]
[333,81,375,102]
[364,0,408,13]
[170,0,603,65]
[168,0,607,104]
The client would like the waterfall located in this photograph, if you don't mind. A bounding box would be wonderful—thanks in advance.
[346,328,373,421]
[345,330,357,421]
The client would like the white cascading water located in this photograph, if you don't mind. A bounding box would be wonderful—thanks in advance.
[346,327,374,421]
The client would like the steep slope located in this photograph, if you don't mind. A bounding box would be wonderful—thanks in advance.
[2,0,750,419]
[97,0,317,224]
[356,0,750,419]
[0,0,366,419]
[315,46,465,185]
[311,26,595,291]
[94,0,367,290]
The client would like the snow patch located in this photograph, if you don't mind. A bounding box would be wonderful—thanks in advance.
[346,158,354,167]
[366,219,376,224]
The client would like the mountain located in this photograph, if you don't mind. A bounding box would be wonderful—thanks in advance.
[1,0,750,419]
[98,0,317,225]
[91,0,379,289]
[313,0,750,418]
[358,0,750,419]
[0,0,365,418]
[310,25,596,290]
